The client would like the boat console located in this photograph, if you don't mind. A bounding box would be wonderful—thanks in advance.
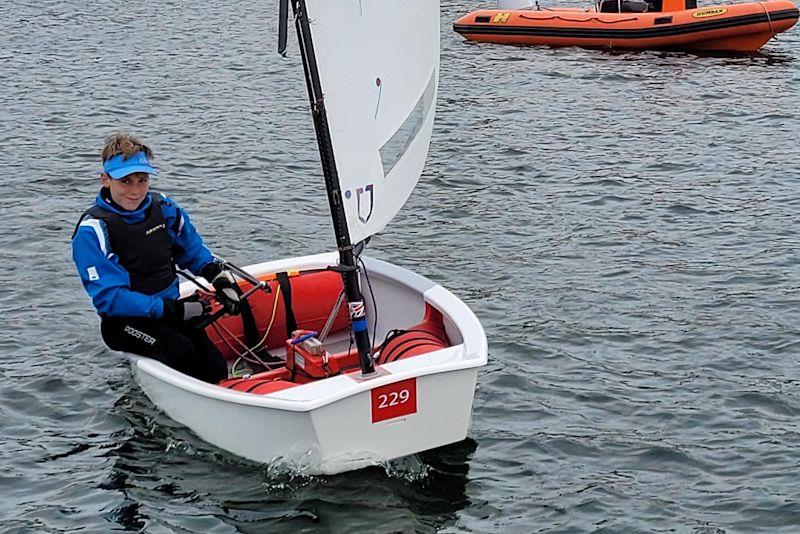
[598,0,650,13]
[597,0,696,12]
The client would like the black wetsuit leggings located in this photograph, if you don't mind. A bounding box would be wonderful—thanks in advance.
[101,316,227,384]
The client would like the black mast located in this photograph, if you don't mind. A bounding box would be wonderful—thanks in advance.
[289,0,376,375]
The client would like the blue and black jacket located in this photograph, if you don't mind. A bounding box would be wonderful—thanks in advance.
[72,189,215,319]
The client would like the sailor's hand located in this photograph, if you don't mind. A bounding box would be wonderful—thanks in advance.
[211,270,241,316]
[163,294,212,322]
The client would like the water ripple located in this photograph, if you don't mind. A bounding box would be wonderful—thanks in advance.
[2,0,800,531]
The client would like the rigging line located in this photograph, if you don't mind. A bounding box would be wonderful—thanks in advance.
[211,319,265,364]
[212,322,265,377]
[230,357,245,377]
[238,350,277,370]
[215,323,271,377]
[238,283,283,358]
[357,255,378,351]
[230,356,262,377]
[212,324,240,356]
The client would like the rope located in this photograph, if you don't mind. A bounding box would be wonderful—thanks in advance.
[758,1,776,38]
[246,283,283,355]
[519,13,639,23]
[211,320,256,358]
[211,320,268,377]
[209,283,283,374]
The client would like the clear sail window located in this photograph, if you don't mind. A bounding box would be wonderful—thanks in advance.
[379,69,436,177]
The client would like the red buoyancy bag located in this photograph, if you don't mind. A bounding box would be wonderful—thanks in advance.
[206,270,349,359]
[218,305,452,392]
[375,308,450,365]
[219,376,297,394]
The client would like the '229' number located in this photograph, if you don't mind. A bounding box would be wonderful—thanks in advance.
[371,378,417,422]
[377,389,410,408]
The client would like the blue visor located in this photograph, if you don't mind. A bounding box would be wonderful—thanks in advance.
[103,151,159,179]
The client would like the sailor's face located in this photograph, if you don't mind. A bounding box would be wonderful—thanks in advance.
[103,172,150,211]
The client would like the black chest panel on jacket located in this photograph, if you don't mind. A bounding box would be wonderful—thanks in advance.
[80,195,176,295]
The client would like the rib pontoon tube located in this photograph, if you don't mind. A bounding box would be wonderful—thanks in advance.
[453,0,799,52]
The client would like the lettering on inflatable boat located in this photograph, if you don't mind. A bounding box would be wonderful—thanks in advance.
[371,378,417,423]
[492,12,511,23]
[692,7,727,17]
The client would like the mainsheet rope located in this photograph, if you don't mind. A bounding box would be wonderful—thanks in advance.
[212,284,283,376]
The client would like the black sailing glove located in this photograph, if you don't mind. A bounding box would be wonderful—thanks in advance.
[200,261,241,316]
[212,271,241,316]
[163,294,212,323]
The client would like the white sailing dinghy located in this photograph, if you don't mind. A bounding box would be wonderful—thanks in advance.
[127,0,488,475]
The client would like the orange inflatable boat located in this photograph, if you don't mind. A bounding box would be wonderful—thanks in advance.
[453,0,799,52]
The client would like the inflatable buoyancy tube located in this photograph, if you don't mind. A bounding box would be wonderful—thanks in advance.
[375,311,450,365]
[218,306,452,392]
[218,376,296,394]
[207,269,349,358]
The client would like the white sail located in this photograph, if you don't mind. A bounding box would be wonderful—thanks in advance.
[304,0,439,244]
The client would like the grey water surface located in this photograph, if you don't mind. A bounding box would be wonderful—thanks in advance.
[2,0,799,532]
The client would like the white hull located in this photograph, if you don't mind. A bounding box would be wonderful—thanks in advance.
[127,252,487,475]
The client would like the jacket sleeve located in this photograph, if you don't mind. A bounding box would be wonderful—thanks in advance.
[161,195,216,275]
[72,219,166,318]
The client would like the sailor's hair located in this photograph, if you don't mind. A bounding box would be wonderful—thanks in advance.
[101,132,154,163]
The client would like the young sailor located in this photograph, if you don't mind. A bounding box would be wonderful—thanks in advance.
[72,133,239,383]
